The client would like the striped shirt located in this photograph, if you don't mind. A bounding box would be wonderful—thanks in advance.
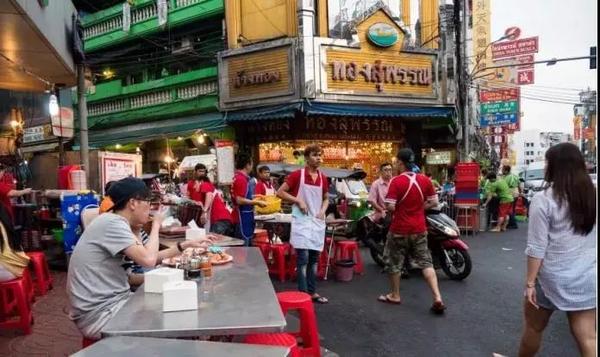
[121,230,149,274]
[525,188,596,311]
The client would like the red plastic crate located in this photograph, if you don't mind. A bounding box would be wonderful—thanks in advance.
[455,181,479,191]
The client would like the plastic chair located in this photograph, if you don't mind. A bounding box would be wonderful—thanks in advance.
[269,243,291,282]
[333,240,364,275]
[81,204,100,231]
[0,277,33,335]
[25,251,53,296]
[82,337,99,348]
[277,291,321,357]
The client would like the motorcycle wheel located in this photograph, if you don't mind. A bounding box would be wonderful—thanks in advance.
[370,241,386,268]
[440,248,472,280]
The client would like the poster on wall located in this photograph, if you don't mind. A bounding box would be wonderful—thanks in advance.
[215,140,235,185]
[98,151,143,194]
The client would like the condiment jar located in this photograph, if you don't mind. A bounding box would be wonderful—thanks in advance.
[200,255,212,278]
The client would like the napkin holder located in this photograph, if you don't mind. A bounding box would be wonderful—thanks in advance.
[162,280,198,312]
[145,267,183,293]
[185,228,205,241]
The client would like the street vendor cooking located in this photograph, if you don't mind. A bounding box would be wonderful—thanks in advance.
[67,177,213,340]
[277,144,330,304]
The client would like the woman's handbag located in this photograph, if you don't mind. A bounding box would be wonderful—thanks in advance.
[0,222,30,277]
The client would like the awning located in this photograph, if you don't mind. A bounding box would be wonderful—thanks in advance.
[304,102,455,118]
[20,142,59,154]
[84,112,225,148]
[225,103,301,122]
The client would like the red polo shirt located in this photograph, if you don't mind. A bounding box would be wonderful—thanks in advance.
[0,183,14,223]
[187,180,231,224]
[255,179,274,196]
[231,171,251,224]
[385,173,436,235]
[285,168,328,197]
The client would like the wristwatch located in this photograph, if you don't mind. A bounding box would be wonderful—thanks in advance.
[176,241,184,252]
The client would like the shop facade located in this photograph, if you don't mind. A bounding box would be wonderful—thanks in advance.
[218,4,458,182]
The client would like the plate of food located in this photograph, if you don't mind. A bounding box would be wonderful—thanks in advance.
[161,247,205,266]
[161,247,233,266]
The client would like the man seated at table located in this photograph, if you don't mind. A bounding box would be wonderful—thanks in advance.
[67,177,213,340]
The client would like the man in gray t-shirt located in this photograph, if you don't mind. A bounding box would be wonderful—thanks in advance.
[67,177,212,339]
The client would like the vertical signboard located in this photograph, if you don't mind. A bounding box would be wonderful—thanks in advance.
[123,2,131,32]
[471,0,492,71]
[215,140,235,185]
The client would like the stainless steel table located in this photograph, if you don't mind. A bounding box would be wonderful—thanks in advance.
[159,233,245,249]
[101,247,286,338]
[73,336,290,357]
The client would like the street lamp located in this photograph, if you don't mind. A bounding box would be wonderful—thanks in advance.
[48,94,59,116]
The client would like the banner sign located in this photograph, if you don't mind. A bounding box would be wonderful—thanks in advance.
[214,140,234,185]
[518,69,535,85]
[479,88,520,102]
[480,113,518,127]
[157,0,168,27]
[491,36,539,60]
[480,101,518,115]
[122,3,131,32]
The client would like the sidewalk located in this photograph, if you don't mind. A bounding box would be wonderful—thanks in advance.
[0,271,81,356]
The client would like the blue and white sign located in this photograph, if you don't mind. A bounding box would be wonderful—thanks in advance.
[480,113,518,127]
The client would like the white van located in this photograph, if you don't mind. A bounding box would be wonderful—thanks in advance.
[520,161,545,193]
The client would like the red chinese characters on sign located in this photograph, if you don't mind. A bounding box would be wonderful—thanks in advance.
[518,69,535,85]
[491,37,539,60]
[479,88,520,102]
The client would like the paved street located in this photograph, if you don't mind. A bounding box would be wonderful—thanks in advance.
[274,223,579,357]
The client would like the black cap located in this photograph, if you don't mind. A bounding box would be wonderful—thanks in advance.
[106,177,151,210]
[397,148,415,165]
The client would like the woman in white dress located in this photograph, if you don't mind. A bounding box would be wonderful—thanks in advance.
[519,143,596,356]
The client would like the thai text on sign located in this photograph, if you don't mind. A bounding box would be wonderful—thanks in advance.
[480,101,518,115]
[479,88,520,102]
[491,37,539,60]
[234,71,281,88]
[331,60,432,92]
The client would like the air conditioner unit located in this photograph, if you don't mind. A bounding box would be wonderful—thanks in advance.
[172,37,192,54]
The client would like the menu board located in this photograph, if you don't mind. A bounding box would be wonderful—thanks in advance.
[99,152,143,194]
[215,140,235,185]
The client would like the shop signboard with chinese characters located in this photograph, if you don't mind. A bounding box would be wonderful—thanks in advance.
[491,37,539,60]
[23,124,53,144]
[472,0,492,70]
[426,151,454,165]
[317,9,438,104]
[218,39,298,109]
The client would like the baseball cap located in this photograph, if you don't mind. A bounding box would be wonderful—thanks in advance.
[397,148,415,165]
[106,177,151,211]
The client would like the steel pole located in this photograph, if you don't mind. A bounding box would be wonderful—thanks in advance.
[462,0,470,160]
[77,64,90,186]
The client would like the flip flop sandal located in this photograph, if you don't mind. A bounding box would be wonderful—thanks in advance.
[377,294,402,305]
[430,301,446,315]
[311,295,329,304]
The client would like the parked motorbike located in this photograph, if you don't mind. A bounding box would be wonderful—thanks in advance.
[359,202,472,280]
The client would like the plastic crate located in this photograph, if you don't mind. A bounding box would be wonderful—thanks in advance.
[455,163,480,181]
[455,181,479,192]
[455,191,480,200]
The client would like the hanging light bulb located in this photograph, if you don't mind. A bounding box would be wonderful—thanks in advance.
[10,120,19,129]
[115,144,122,149]
[198,135,205,144]
[177,136,183,141]
[136,146,141,154]
[48,94,59,116]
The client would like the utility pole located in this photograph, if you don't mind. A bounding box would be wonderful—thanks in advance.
[77,64,90,185]
[455,0,470,161]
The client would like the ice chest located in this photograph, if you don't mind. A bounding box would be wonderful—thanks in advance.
[162,280,198,312]
[145,267,184,293]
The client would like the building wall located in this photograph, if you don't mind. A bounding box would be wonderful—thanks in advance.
[511,130,572,171]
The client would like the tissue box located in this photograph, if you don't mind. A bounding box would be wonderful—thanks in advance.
[186,228,205,240]
[144,267,184,293]
[162,280,198,312]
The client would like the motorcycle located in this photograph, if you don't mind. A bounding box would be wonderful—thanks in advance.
[358,202,472,280]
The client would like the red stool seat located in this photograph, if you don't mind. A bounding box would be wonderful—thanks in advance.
[244,332,300,356]
[277,291,321,357]
[317,237,335,279]
[26,251,53,296]
[269,243,291,282]
[333,240,364,275]
[82,337,99,348]
[0,277,33,334]
[253,241,271,263]
[254,229,270,244]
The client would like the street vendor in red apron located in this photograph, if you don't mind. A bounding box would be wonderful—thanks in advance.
[255,165,275,196]
[232,153,267,246]
[277,144,330,304]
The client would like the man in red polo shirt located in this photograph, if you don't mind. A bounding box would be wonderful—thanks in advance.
[231,153,266,245]
[0,164,32,223]
[277,144,329,304]
[379,148,446,314]
[187,164,233,236]
[255,165,275,196]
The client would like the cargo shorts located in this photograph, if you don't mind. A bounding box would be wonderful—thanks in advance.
[383,232,433,274]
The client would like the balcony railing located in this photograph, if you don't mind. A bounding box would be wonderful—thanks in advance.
[87,80,218,117]
[81,0,222,52]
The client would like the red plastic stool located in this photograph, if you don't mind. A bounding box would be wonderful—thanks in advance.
[287,248,297,281]
[277,291,321,357]
[253,241,271,263]
[254,229,270,244]
[269,243,291,282]
[333,240,364,275]
[244,332,300,357]
[82,337,99,348]
[22,269,35,303]
[26,251,53,296]
[0,277,33,335]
